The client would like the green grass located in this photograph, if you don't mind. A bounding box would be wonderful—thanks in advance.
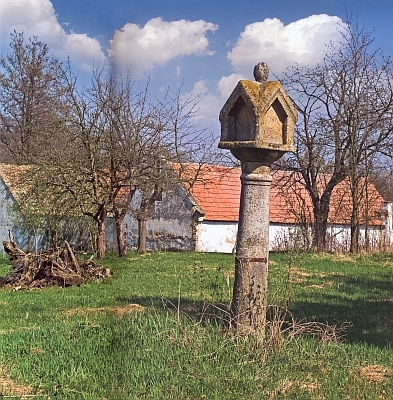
[0,251,392,399]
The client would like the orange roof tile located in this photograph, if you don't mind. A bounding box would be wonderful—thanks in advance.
[0,163,30,200]
[183,164,385,226]
[185,165,241,221]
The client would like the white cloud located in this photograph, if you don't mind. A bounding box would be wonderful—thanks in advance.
[180,79,222,133]
[109,17,218,78]
[0,0,106,73]
[191,15,344,135]
[227,14,343,77]
[217,73,244,98]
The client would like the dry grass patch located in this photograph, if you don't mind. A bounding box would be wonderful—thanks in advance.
[0,326,40,335]
[305,281,335,290]
[288,267,312,284]
[358,365,392,383]
[64,303,145,317]
[288,267,344,289]
[30,347,46,356]
[0,364,36,398]
[311,253,356,263]
[299,378,320,393]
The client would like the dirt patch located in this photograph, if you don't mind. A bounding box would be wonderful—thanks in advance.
[305,281,334,290]
[288,267,312,284]
[0,364,35,398]
[64,304,144,317]
[0,326,40,335]
[358,365,392,383]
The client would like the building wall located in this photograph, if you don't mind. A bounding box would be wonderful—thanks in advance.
[0,178,14,251]
[194,222,302,253]
[195,221,237,253]
[106,186,196,252]
[0,178,38,253]
[3,175,387,254]
[194,221,390,253]
[269,223,389,252]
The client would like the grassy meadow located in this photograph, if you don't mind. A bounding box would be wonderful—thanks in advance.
[0,250,392,399]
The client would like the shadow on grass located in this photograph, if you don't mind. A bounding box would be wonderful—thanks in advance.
[116,295,231,327]
[117,267,393,348]
[289,271,393,348]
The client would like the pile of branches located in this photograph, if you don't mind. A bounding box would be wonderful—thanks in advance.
[1,235,111,289]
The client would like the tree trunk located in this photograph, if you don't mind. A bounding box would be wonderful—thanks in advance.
[311,196,330,251]
[308,173,346,252]
[313,210,328,251]
[350,200,360,253]
[137,217,147,254]
[115,214,127,257]
[95,207,107,260]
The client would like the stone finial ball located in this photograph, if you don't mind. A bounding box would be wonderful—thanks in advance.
[253,62,269,83]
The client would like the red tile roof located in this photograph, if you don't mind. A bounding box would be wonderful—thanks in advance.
[183,164,385,226]
[184,164,241,221]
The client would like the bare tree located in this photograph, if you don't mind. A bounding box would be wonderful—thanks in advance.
[83,72,216,255]
[370,161,393,202]
[281,20,393,251]
[0,33,219,258]
[129,87,218,254]
[0,32,69,163]
[0,32,93,251]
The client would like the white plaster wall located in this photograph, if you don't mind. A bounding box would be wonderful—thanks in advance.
[196,222,307,253]
[270,223,388,252]
[195,221,389,253]
[0,178,13,249]
[195,221,237,253]
[0,178,38,252]
[196,222,311,253]
[382,202,393,243]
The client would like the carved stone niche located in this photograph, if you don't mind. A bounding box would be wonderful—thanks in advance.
[219,80,297,163]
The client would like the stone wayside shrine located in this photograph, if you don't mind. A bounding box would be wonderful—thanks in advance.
[219,62,297,334]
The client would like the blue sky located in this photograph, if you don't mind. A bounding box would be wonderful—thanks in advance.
[1,0,393,134]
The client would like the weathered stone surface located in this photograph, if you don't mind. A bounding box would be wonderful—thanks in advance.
[219,68,297,333]
[219,79,297,163]
[253,62,269,83]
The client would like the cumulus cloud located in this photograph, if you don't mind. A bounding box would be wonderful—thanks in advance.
[109,17,218,78]
[217,73,244,98]
[191,15,344,134]
[227,14,343,77]
[185,80,223,128]
[0,0,106,72]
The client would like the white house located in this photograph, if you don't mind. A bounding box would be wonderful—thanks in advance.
[1,163,392,254]
[106,164,393,253]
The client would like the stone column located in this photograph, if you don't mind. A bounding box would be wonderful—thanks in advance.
[231,162,271,332]
[218,62,297,334]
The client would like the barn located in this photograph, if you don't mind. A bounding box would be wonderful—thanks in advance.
[106,163,393,253]
[1,163,392,254]
[0,163,36,250]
